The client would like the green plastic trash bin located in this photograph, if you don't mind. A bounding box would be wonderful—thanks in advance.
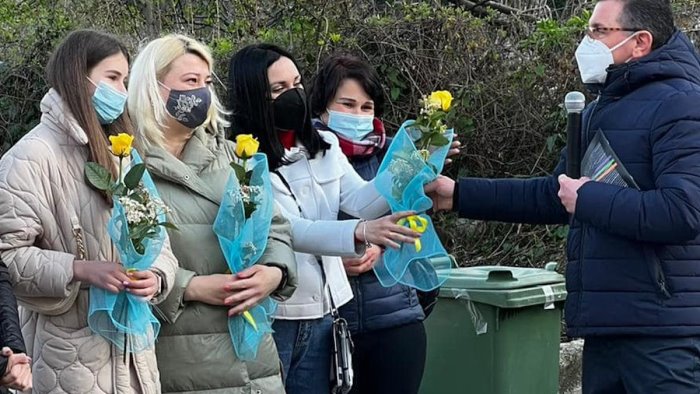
[420,262,567,394]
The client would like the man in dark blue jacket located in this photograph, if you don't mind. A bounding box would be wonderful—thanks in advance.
[427,0,700,392]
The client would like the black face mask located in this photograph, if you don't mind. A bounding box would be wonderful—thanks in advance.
[273,88,307,132]
[161,83,212,129]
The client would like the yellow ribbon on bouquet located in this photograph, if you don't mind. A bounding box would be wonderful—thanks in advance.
[242,311,258,331]
[397,215,428,252]
[224,269,259,332]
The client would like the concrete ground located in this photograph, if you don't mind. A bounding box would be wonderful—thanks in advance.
[559,340,583,394]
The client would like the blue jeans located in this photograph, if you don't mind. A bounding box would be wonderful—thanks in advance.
[583,336,700,394]
[273,315,333,394]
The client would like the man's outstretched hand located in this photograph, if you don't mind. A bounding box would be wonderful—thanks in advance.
[425,175,456,212]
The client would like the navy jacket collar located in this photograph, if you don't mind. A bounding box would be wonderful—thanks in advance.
[597,30,700,98]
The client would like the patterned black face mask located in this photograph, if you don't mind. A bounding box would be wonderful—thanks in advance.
[160,82,212,129]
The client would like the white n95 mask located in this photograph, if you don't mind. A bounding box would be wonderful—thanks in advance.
[575,33,637,84]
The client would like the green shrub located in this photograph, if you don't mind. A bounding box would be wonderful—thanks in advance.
[2,0,699,270]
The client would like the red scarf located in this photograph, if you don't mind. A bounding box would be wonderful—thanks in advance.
[277,129,296,150]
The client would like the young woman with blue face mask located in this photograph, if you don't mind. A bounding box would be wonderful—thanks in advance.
[309,54,433,394]
[0,29,178,393]
[228,44,422,394]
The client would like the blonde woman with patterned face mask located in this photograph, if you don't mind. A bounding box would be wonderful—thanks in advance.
[128,34,297,393]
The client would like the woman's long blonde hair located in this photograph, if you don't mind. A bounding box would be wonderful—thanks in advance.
[128,34,228,150]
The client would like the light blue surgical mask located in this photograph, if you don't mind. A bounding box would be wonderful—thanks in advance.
[326,109,374,141]
[87,78,127,125]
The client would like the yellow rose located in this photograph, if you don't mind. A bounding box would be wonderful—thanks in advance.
[109,133,134,157]
[235,134,260,159]
[429,90,453,112]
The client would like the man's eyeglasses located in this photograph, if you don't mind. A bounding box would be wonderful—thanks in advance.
[585,26,640,40]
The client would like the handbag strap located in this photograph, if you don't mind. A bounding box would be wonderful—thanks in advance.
[272,170,341,319]
[272,170,303,214]
[319,261,341,319]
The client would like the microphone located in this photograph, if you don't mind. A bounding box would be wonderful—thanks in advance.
[565,91,586,178]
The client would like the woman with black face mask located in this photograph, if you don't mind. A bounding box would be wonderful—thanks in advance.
[228,44,421,394]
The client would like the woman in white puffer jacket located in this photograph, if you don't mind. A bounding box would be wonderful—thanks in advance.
[0,30,177,393]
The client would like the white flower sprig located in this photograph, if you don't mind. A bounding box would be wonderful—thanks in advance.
[85,134,177,255]
[239,185,264,206]
[118,186,171,226]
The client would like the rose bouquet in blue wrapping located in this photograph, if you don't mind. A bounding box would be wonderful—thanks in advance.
[373,92,456,291]
[84,134,176,357]
[213,135,276,361]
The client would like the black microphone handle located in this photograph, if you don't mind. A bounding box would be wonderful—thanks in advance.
[566,112,582,178]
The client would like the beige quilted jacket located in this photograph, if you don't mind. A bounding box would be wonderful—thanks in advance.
[0,89,178,393]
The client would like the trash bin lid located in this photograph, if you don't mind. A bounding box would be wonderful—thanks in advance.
[437,263,567,308]
[440,262,564,290]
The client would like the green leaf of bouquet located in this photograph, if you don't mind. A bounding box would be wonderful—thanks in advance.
[84,162,112,191]
[130,191,146,204]
[131,222,152,239]
[243,202,257,219]
[231,162,246,183]
[145,229,158,238]
[431,133,450,146]
[133,242,145,255]
[431,111,446,122]
[416,124,431,133]
[124,164,146,190]
[111,183,126,197]
[159,222,179,230]
[416,133,432,149]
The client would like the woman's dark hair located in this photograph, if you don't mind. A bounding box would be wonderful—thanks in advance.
[310,54,386,118]
[227,43,330,170]
[46,29,132,182]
